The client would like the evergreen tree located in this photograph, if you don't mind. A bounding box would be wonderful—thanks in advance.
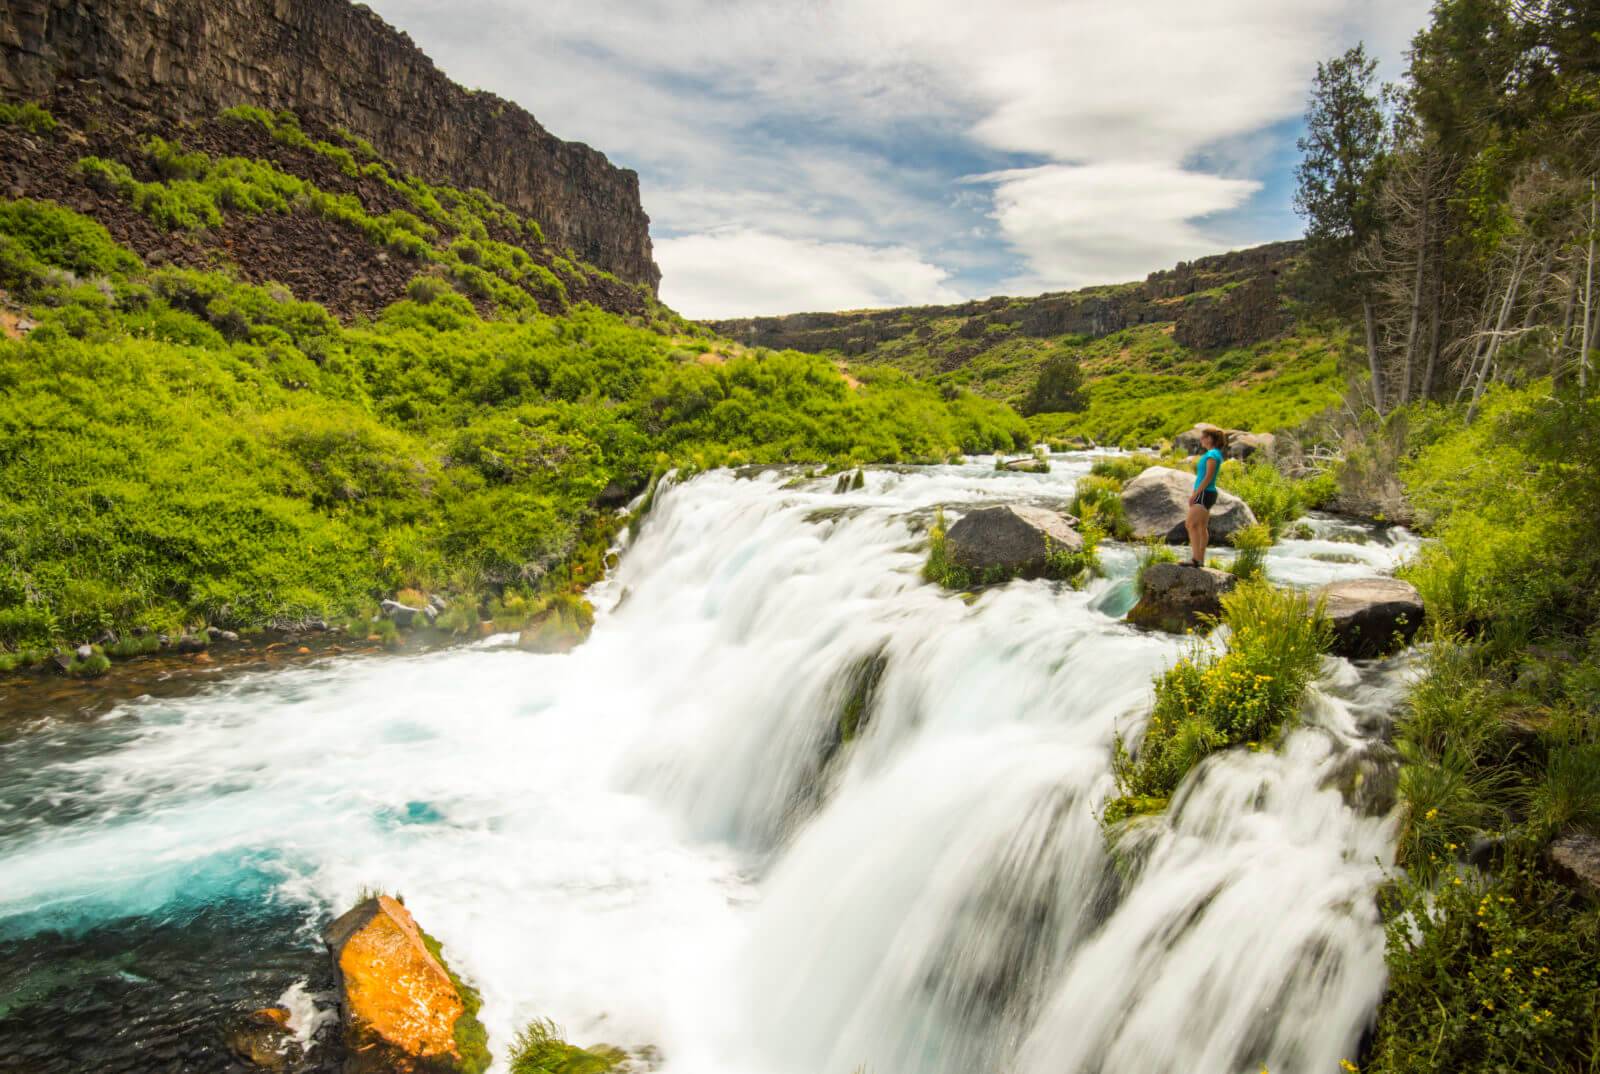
[1295,44,1390,409]
[1023,352,1085,415]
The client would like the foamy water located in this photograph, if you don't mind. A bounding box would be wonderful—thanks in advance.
[0,455,1414,1073]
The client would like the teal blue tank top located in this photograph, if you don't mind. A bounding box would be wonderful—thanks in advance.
[1194,448,1223,492]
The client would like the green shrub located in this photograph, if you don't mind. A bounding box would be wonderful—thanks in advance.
[0,100,58,134]
[1089,454,1160,484]
[1219,460,1308,537]
[1106,582,1330,822]
[1368,853,1600,1074]
[508,1019,623,1074]
[1226,522,1273,580]
[1069,474,1129,539]
[0,198,142,285]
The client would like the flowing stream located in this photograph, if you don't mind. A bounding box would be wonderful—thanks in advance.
[0,455,1420,1073]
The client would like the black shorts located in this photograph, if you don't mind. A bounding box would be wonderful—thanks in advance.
[1196,489,1218,509]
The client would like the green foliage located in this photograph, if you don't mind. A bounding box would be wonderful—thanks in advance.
[1226,522,1273,581]
[508,1020,623,1074]
[1069,474,1129,540]
[0,100,57,135]
[1218,460,1311,537]
[0,199,141,288]
[1368,853,1600,1074]
[1089,453,1162,484]
[0,201,1028,651]
[1106,583,1331,823]
[1022,351,1086,415]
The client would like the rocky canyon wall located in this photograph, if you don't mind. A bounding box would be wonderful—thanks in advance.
[0,0,660,290]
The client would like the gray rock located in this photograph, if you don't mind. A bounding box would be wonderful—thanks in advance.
[1317,577,1424,659]
[380,599,419,627]
[946,505,1082,580]
[428,593,449,613]
[75,643,94,661]
[175,633,207,653]
[1549,834,1600,900]
[1126,561,1237,633]
[1119,467,1257,545]
[1227,432,1276,461]
[1320,743,1401,817]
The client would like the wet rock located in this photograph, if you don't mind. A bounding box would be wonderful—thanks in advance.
[1126,562,1237,633]
[224,1007,298,1068]
[1317,578,1424,659]
[1549,834,1600,901]
[206,626,240,642]
[1119,467,1257,545]
[1320,743,1400,817]
[380,599,420,628]
[175,633,208,653]
[324,895,486,1074]
[945,505,1081,579]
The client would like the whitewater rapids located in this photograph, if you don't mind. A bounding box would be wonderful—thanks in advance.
[0,455,1418,1073]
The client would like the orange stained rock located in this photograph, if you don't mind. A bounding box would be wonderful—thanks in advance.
[336,896,463,1060]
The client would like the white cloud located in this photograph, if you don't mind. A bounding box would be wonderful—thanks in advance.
[368,0,1434,312]
[656,229,964,319]
[975,162,1263,291]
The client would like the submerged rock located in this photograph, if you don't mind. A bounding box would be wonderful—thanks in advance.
[1119,467,1256,545]
[1126,562,1237,633]
[323,895,488,1074]
[945,505,1081,579]
[1317,577,1424,659]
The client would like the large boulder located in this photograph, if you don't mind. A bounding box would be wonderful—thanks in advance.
[1126,562,1238,633]
[1119,467,1257,545]
[1317,577,1425,659]
[1549,834,1600,901]
[945,505,1081,579]
[324,896,488,1074]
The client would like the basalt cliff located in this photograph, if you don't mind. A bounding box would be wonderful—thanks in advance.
[0,0,659,291]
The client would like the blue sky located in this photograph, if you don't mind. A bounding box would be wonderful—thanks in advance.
[368,0,1432,319]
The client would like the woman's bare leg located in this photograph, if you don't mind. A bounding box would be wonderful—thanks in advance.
[1187,503,1209,564]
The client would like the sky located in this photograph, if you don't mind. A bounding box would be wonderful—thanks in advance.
[367,0,1433,320]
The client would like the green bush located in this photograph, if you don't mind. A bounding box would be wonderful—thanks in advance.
[1226,521,1273,580]
[1218,460,1308,537]
[0,199,141,286]
[1368,853,1600,1074]
[508,1019,623,1074]
[1106,582,1330,822]
[0,101,58,134]
[1070,473,1130,539]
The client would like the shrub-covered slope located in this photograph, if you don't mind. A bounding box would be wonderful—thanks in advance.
[0,104,1027,654]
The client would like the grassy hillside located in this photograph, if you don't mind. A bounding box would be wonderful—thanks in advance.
[0,102,1026,658]
[711,242,1352,447]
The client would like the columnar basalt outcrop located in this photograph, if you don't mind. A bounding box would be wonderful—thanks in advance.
[0,0,659,290]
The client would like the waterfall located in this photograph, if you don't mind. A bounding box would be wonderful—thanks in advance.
[0,456,1416,1073]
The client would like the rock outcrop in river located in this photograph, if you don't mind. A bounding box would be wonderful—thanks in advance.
[324,896,488,1074]
[1119,467,1257,545]
[0,0,658,290]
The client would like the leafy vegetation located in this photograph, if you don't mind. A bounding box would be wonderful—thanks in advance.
[417,927,492,1074]
[0,101,56,135]
[0,199,1025,654]
[1105,583,1330,824]
[1367,387,1600,1072]
[507,1020,624,1074]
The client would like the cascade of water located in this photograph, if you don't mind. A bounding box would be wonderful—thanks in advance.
[0,457,1412,1074]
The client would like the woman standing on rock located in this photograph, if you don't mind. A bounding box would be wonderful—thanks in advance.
[1185,427,1226,567]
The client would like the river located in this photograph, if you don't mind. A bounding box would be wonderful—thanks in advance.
[0,454,1420,1073]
